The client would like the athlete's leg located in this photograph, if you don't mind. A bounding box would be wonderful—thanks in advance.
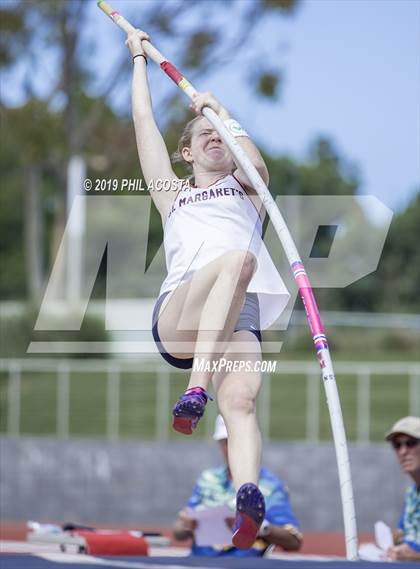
[157,250,257,392]
[212,330,262,489]
[156,250,257,434]
[212,329,265,548]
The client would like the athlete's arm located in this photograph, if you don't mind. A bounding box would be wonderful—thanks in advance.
[228,126,268,224]
[190,91,269,188]
[127,30,180,220]
[231,136,269,190]
[191,92,267,222]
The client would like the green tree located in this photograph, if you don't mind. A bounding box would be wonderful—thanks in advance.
[379,192,420,312]
[0,100,65,299]
[0,0,300,301]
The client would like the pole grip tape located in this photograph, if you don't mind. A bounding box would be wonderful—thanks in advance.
[160,61,183,84]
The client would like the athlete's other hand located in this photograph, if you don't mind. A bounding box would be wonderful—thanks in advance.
[191,92,229,120]
[125,29,150,57]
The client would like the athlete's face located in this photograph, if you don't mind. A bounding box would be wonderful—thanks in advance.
[182,118,234,173]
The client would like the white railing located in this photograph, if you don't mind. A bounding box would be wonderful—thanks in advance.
[0,358,419,442]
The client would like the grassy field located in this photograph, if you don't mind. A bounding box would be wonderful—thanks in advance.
[0,349,417,442]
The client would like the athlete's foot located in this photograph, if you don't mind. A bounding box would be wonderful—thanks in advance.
[232,483,265,549]
[172,386,213,435]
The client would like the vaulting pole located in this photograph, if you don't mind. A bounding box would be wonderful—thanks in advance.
[97,1,358,558]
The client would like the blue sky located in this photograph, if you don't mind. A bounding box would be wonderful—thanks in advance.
[198,0,419,214]
[78,0,420,214]
[3,0,419,215]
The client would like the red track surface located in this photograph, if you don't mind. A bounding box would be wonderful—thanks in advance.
[0,521,373,557]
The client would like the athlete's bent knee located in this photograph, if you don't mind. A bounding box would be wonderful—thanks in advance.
[222,251,257,287]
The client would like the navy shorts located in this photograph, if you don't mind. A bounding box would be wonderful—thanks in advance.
[152,292,262,370]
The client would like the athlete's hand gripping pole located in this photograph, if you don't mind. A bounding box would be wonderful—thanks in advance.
[97,0,358,559]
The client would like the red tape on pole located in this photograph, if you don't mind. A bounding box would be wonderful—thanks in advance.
[160,61,183,85]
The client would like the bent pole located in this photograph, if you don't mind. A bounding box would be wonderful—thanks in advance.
[97,0,358,559]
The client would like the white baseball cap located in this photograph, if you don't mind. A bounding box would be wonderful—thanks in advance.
[213,415,228,441]
[385,416,420,441]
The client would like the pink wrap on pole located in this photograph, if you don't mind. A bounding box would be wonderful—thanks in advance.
[292,262,326,342]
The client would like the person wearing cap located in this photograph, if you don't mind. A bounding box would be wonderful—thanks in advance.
[385,416,420,561]
[173,415,302,557]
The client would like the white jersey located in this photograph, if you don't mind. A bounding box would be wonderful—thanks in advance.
[159,174,289,329]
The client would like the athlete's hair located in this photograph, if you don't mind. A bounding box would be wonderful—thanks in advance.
[171,115,202,171]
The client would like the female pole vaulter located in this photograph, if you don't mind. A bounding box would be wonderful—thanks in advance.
[126,29,289,549]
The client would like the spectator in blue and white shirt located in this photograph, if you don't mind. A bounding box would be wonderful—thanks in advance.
[385,416,420,562]
[173,415,302,557]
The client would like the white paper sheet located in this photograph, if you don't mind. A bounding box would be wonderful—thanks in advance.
[375,521,393,551]
[187,505,234,546]
[358,520,393,562]
[358,543,388,561]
